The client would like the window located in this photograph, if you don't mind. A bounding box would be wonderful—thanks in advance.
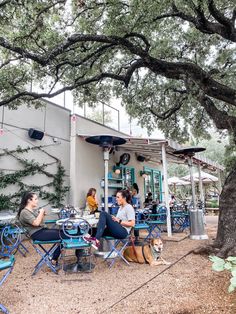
[143,167,162,202]
[122,167,135,189]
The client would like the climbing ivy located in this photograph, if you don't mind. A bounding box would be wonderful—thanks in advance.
[0,145,69,211]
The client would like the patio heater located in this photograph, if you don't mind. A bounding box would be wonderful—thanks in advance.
[85,135,126,212]
[173,147,208,240]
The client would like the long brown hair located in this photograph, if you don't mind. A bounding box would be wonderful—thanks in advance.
[117,189,132,204]
[87,188,96,197]
[17,191,36,217]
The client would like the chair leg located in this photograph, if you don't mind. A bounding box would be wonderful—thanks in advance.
[0,303,9,314]
[17,241,29,257]
[148,224,163,239]
[32,243,59,276]
[105,239,130,268]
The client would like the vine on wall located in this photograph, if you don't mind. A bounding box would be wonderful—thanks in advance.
[0,145,69,211]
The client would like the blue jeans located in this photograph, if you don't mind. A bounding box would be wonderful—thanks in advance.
[95,211,128,240]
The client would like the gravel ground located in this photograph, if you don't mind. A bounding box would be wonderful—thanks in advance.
[1,216,235,314]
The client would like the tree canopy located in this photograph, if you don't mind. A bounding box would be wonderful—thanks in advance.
[0,0,235,142]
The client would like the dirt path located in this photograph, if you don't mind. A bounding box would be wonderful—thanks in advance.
[1,216,236,314]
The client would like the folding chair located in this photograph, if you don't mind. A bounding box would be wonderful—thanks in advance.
[134,211,150,240]
[0,255,15,314]
[32,239,61,275]
[60,219,93,273]
[145,207,167,239]
[171,211,190,232]
[103,235,130,268]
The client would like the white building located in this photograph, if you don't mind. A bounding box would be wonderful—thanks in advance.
[0,100,223,215]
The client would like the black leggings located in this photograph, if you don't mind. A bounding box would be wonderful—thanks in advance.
[31,228,82,260]
[95,211,128,240]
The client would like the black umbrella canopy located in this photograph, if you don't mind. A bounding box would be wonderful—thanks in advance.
[85,135,126,148]
[173,146,206,156]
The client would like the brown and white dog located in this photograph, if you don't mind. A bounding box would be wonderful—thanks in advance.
[123,238,171,266]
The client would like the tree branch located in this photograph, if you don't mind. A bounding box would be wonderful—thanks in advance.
[207,0,233,28]
[199,95,236,133]
[0,0,11,8]
[149,102,183,120]
[124,33,150,51]
[0,72,126,107]
[0,31,235,109]
[160,2,236,41]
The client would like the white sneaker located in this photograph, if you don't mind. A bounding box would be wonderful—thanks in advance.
[104,251,118,259]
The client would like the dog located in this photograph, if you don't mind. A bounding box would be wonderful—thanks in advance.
[123,238,171,266]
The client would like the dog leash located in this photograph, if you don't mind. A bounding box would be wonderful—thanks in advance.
[141,243,149,264]
[102,249,194,313]
[130,236,139,261]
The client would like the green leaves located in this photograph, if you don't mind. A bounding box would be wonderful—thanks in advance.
[0,0,235,145]
[226,257,236,264]
[0,146,69,211]
[210,255,225,271]
[210,255,236,293]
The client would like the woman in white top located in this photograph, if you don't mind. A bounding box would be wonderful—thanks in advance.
[85,190,135,249]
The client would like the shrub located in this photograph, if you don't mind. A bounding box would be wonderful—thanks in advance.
[209,255,236,293]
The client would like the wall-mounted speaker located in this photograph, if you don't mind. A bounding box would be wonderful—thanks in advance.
[28,128,44,140]
[137,155,145,162]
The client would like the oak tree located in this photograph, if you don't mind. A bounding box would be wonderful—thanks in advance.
[0,0,235,256]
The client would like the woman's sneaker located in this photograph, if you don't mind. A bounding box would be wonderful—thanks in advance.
[83,236,100,250]
[90,238,100,250]
[83,234,92,243]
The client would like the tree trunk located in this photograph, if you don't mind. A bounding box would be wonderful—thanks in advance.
[214,164,236,257]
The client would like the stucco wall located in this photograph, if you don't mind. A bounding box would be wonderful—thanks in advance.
[71,115,163,208]
[0,101,71,208]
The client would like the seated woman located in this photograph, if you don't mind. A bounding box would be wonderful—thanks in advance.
[86,188,99,214]
[144,192,153,206]
[169,194,177,209]
[18,191,81,264]
[85,189,135,249]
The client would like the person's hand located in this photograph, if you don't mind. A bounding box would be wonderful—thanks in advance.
[39,208,46,215]
[111,215,119,222]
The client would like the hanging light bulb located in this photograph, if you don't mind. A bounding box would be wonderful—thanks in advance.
[113,165,121,175]
[140,170,148,178]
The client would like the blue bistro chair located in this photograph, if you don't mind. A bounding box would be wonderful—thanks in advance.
[134,210,150,239]
[145,206,167,239]
[45,206,78,227]
[12,221,61,275]
[32,238,61,276]
[0,255,15,314]
[103,235,131,268]
[58,208,71,219]
[58,207,78,219]
[0,225,27,258]
[171,211,190,232]
[60,219,93,273]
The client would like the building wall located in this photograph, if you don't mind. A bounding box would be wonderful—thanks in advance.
[71,115,163,208]
[0,101,71,209]
[0,101,163,210]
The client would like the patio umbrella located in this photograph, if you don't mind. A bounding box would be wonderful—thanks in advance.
[168,176,190,185]
[181,171,218,183]
[168,176,190,193]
